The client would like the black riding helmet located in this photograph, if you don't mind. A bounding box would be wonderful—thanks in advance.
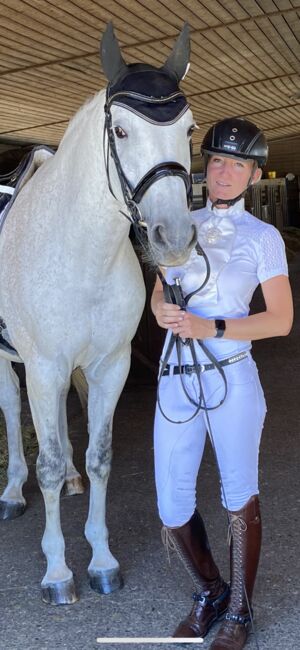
[201,117,268,207]
[201,117,268,167]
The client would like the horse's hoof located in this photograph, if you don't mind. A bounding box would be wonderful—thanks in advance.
[62,476,84,496]
[41,577,78,605]
[89,568,124,595]
[0,499,26,520]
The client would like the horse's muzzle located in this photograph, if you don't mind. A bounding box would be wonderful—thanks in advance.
[149,222,197,267]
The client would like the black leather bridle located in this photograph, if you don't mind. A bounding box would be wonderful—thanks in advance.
[103,90,192,226]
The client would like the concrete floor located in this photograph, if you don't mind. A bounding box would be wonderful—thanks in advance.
[1,252,300,650]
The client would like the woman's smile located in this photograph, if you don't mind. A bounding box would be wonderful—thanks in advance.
[206,155,260,204]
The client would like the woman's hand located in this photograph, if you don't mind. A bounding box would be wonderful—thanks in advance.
[154,300,185,330]
[154,299,214,339]
[174,311,214,339]
[151,276,213,340]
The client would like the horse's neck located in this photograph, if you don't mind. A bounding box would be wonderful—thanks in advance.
[52,91,130,254]
[56,91,106,196]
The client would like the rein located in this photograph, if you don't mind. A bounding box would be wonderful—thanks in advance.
[131,220,228,424]
[156,252,228,425]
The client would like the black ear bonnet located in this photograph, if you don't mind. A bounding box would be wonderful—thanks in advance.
[101,22,190,125]
[106,64,189,125]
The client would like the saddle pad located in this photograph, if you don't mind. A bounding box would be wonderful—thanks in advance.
[0,145,54,232]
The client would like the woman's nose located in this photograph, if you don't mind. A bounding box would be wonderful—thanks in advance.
[219,161,231,176]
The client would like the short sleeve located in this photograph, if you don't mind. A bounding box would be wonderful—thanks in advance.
[256,226,288,284]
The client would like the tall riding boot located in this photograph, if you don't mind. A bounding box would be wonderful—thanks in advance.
[210,495,262,650]
[163,510,230,638]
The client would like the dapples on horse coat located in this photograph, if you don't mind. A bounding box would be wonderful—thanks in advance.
[0,22,196,604]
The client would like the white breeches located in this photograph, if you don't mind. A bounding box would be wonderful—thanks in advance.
[154,354,267,527]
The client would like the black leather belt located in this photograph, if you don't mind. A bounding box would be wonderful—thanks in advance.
[161,351,248,376]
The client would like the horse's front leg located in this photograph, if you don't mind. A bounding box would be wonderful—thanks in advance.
[58,383,84,497]
[26,358,77,605]
[0,359,28,520]
[84,349,130,595]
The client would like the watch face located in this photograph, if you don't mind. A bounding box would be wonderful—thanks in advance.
[216,319,225,329]
[215,319,226,337]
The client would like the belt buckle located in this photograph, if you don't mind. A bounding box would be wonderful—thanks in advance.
[185,365,194,375]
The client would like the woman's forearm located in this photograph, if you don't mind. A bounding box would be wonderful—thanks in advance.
[175,308,293,341]
[222,310,293,341]
[152,275,293,341]
[151,289,164,317]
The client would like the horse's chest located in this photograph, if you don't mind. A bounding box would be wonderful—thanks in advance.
[89,259,145,346]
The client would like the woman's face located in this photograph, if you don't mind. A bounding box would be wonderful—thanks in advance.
[206,155,261,205]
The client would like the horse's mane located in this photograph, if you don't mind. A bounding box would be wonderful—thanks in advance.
[60,89,106,144]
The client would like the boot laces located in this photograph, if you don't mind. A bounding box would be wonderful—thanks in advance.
[161,526,204,590]
[161,526,176,564]
[227,514,247,546]
[227,514,248,612]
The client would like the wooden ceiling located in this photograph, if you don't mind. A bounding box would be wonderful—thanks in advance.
[1,0,300,150]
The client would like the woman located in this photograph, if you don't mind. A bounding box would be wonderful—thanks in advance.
[151,117,293,650]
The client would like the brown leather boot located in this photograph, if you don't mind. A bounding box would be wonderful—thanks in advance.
[210,495,262,650]
[163,510,230,638]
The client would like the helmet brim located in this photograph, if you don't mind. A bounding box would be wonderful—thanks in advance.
[201,147,266,167]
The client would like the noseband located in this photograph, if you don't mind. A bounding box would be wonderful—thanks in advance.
[103,90,192,226]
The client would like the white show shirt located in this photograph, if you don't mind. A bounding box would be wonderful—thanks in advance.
[162,198,288,364]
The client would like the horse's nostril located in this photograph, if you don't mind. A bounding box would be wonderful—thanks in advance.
[153,224,167,245]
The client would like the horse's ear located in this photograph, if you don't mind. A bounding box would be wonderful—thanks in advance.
[100,22,128,83]
[161,23,191,81]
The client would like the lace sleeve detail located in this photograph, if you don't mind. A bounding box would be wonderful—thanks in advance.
[257,225,288,283]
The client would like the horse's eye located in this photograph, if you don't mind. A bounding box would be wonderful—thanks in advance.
[187,125,195,137]
[114,126,127,139]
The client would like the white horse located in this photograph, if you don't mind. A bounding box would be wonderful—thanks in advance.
[0,23,196,604]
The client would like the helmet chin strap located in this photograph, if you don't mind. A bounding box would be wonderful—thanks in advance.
[211,191,245,209]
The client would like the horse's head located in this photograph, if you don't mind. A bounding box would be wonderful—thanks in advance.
[100,23,197,267]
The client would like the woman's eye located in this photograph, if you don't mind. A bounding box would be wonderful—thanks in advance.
[114,126,127,139]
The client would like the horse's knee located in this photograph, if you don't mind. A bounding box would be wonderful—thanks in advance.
[86,439,112,481]
[36,437,65,490]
